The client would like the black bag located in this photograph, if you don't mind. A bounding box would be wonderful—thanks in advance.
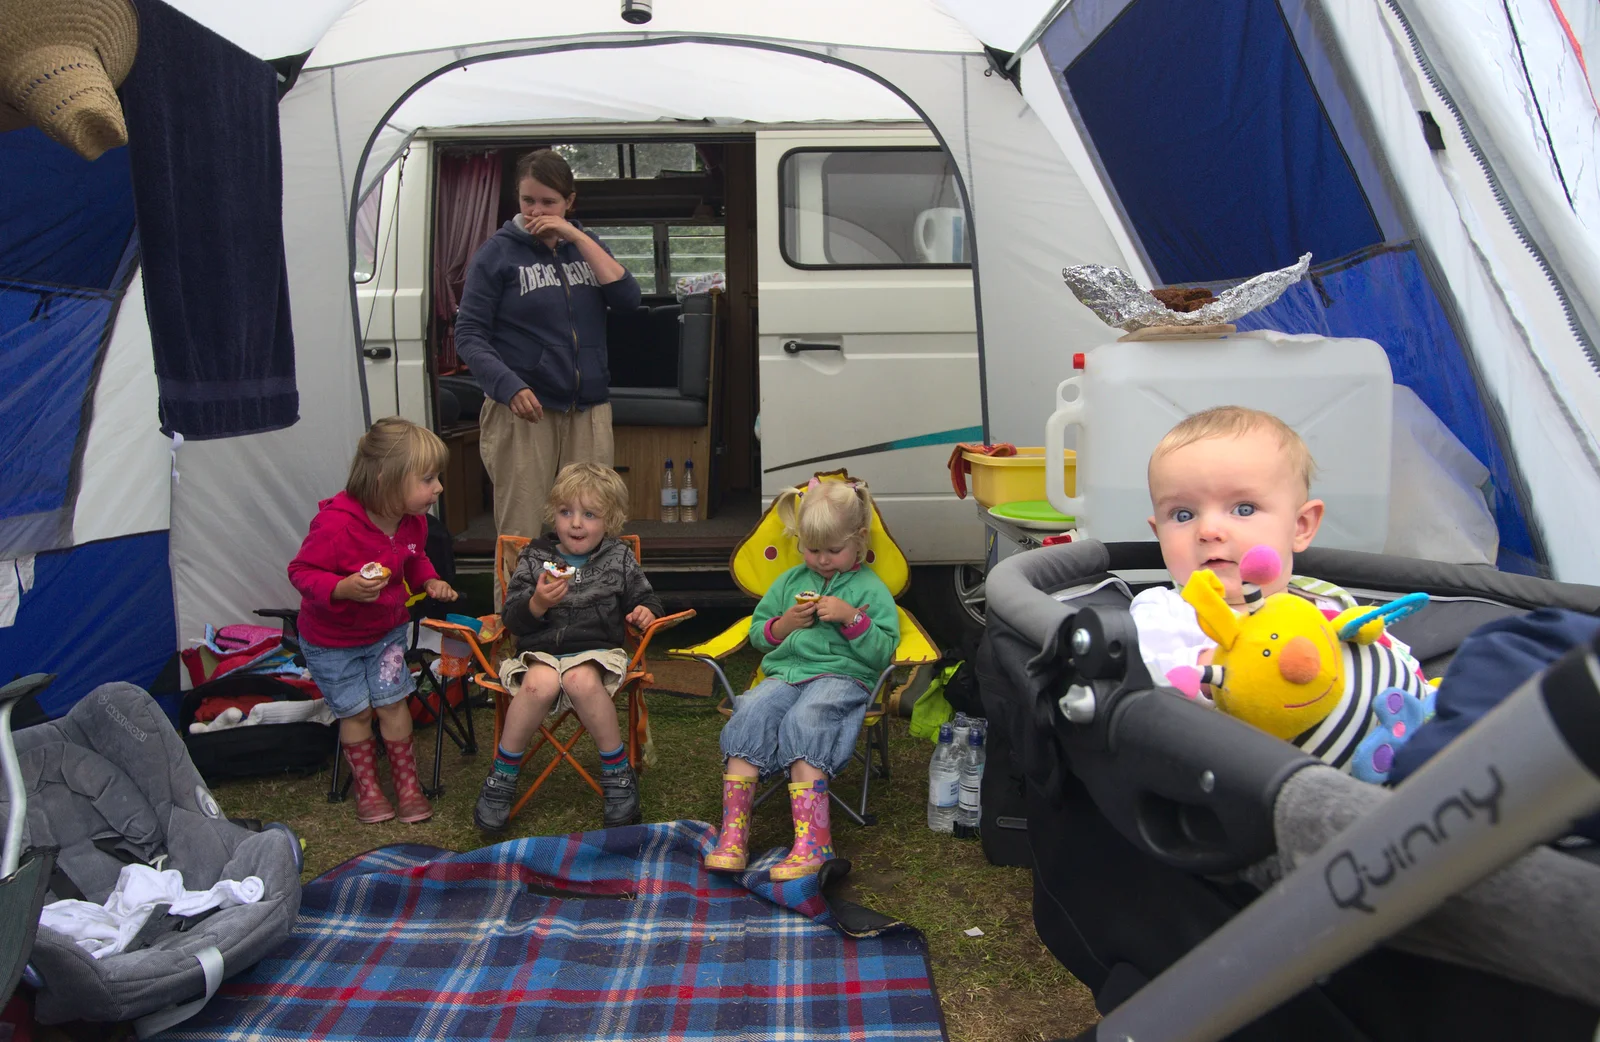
[180,673,334,782]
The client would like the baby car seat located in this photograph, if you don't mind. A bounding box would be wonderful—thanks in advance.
[1,683,301,1033]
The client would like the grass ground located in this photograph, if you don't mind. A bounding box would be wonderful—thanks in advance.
[210,608,1100,1042]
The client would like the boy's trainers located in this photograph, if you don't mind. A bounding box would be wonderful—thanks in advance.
[473,772,518,832]
[600,765,641,828]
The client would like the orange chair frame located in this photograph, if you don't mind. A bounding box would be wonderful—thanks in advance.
[422,533,694,824]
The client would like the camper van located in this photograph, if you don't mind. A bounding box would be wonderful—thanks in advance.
[356,122,988,641]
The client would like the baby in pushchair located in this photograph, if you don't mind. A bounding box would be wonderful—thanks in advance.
[977,407,1600,1041]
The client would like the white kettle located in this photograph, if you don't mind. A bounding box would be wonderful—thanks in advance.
[913,207,966,263]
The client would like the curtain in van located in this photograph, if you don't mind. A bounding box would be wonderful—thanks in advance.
[432,151,503,374]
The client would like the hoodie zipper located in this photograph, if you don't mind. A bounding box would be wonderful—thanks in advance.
[556,242,581,413]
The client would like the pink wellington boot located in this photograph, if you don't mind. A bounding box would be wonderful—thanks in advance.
[385,735,434,824]
[769,779,835,881]
[343,737,395,824]
[704,774,757,872]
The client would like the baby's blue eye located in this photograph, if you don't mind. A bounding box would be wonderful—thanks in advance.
[1173,508,1194,523]
[1234,503,1257,517]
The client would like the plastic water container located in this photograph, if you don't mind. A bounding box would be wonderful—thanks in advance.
[438,613,483,679]
[1044,331,1394,551]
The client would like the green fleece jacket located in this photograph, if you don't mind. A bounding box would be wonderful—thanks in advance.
[749,563,899,688]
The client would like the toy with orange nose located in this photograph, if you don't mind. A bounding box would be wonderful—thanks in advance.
[1164,545,1437,783]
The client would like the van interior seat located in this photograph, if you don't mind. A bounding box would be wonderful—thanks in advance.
[608,293,713,427]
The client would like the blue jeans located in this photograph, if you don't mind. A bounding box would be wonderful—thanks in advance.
[719,674,872,777]
[299,624,414,719]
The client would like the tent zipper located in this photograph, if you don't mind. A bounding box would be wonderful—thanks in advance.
[1382,0,1600,376]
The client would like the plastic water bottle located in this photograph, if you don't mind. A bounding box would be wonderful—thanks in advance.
[951,711,971,752]
[680,459,698,523]
[956,728,986,831]
[660,458,679,523]
[927,723,959,833]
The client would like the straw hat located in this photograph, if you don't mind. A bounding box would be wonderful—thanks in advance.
[0,0,139,161]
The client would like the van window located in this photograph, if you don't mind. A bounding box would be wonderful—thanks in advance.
[353,187,381,283]
[552,143,705,180]
[780,148,969,269]
[603,225,657,286]
[591,221,725,295]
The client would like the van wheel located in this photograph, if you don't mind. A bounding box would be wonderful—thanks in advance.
[909,564,986,653]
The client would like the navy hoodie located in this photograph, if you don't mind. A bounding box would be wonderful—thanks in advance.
[454,218,641,410]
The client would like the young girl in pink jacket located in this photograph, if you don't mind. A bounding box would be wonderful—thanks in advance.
[288,418,459,825]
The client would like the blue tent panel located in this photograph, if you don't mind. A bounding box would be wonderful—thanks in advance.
[1232,244,1539,572]
[0,287,114,555]
[0,128,134,291]
[0,532,175,717]
[1055,0,1384,283]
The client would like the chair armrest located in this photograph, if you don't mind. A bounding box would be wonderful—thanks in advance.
[669,614,754,661]
[253,608,299,622]
[627,609,697,670]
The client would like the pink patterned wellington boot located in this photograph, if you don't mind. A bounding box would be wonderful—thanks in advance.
[769,780,835,881]
[343,737,395,824]
[385,735,434,823]
[704,774,757,872]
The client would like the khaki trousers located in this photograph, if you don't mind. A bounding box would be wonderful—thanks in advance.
[479,399,614,540]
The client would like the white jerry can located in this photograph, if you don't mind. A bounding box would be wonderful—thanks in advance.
[1044,330,1394,552]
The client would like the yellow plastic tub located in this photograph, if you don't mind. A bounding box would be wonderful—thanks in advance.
[962,447,1077,509]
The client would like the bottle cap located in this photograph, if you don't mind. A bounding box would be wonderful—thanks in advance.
[1073,352,1085,369]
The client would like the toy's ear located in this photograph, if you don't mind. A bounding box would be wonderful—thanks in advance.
[1181,570,1239,649]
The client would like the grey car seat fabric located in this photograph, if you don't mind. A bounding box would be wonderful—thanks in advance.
[1,683,301,1026]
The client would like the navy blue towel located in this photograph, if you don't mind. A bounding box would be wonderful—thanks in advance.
[1391,608,1600,841]
[118,0,297,439]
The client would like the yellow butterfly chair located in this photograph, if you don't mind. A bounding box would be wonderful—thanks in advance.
[670,470,940,825]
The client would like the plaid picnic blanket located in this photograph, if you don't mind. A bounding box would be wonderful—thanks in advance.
[160,821,946,1041]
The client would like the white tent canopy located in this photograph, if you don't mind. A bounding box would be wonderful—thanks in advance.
[10,0,1600,708]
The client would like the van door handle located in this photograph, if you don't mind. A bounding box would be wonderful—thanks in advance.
[363,346,392,360]
[782,340,841,355]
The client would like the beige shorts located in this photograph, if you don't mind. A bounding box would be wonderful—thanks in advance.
[498,648,630,716]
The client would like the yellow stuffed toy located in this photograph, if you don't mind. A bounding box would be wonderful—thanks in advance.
[1163,545,1436,781]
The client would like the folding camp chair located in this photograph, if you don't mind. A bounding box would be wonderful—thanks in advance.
[669,469,940,826]
[422,534,695,825]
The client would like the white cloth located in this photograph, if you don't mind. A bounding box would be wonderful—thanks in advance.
[187,697,336,733]
[40,864,265,959]
[0,555,36,628]
[1129,586,1217,684]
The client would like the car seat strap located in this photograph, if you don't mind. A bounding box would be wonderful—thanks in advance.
[133,945,224,1039]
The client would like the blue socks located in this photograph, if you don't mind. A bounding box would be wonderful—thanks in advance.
[599,744,628,775]
[493,745,525,779]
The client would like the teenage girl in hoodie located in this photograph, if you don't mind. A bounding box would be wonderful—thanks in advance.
[288,417,460,825]
[704,478,899,880]
[455,148,642,539]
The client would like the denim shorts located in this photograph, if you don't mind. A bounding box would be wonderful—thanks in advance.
[718,674,872,777]
[299,624,414,719]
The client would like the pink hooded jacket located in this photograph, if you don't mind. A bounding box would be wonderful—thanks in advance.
[287,491,439,648]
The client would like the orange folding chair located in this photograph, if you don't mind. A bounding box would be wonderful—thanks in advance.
[422,534,694,824]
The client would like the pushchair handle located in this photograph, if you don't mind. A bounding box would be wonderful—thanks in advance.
[2,673,53,876]
[0,672,54,706]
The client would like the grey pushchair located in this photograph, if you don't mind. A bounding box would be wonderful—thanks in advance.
[979,540,1600,1042]
[0,679,303,1036]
